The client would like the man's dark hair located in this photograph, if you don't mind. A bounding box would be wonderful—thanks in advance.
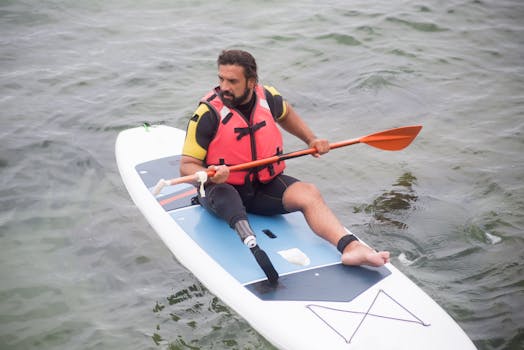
[217,50,258,82]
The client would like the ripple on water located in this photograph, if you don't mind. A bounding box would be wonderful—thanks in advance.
[149,282,275,349]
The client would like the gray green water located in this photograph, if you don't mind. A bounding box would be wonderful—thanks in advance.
[1,0,523,349]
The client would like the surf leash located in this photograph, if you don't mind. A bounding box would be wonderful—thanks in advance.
[152,125,422,196]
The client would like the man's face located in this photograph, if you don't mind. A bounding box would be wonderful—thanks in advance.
[218,64,255,107]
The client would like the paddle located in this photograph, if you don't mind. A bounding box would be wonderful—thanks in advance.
[152,125,422,195]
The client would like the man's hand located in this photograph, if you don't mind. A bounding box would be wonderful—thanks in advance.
[209,165,230,183]
[308,138,330,157]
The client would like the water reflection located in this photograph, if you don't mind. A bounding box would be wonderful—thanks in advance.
[354,172,418,229]
[150,282,275,349]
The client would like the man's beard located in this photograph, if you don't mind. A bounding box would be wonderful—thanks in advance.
[220,87,251,108]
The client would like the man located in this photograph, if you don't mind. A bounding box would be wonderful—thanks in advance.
[181,49,389,270]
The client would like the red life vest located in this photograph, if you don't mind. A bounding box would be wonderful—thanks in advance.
[203,85,286,185]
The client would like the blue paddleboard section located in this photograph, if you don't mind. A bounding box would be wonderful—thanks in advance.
[136,155,195,210]
[170,206,341,283]
[137,156,391,302]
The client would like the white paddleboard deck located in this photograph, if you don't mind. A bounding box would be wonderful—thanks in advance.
[116,124,476,350]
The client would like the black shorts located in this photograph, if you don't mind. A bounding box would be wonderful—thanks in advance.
[198,174,299,227]
[235,174,299,216]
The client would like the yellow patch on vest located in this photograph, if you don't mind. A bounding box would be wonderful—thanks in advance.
[264,85,287,120]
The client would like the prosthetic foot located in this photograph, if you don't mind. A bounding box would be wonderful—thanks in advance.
[234,220,279,285]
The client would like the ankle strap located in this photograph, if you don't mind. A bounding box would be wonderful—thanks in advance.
[337,234,359,254]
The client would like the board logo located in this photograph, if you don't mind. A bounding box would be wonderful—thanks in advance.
[307,289,430,343]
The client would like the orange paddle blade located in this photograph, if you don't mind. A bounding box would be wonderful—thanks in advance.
[357,125,422,151]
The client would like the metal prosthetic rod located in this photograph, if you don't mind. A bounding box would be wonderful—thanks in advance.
[234,220,258,248]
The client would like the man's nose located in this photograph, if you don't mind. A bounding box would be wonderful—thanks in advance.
[221,81,231,91]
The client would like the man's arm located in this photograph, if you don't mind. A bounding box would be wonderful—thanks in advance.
[278,102,330,156]
[180,104,229,183]
[180,156,230,184]
[180,155,205,177]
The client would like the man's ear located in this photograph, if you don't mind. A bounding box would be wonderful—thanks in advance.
[247,77,256,89]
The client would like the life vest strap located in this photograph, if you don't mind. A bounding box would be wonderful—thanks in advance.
[234,120,267,140]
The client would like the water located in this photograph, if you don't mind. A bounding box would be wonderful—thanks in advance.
[1,0,523,349]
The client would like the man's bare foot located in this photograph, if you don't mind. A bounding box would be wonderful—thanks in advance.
[341,241,390,267]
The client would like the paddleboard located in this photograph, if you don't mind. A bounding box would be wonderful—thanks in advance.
[115,124,476,350]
